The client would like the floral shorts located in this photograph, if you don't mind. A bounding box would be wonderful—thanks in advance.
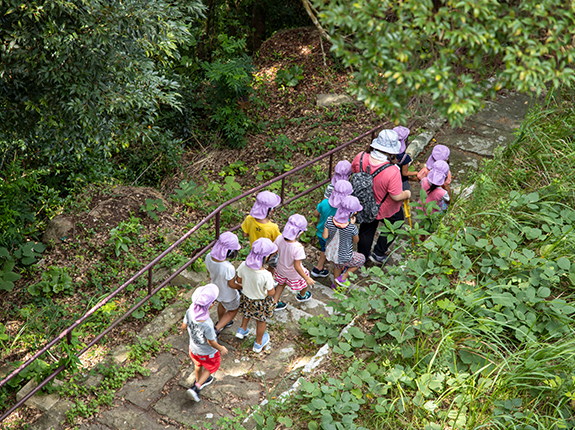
[239,295,275,322]
[334,252,365,270]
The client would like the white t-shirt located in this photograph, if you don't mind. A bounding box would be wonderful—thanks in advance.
[236,261,275,300]
[205,253,238,303]
[274,235,306,281]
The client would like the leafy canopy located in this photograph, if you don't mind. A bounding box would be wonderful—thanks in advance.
[0,0,204,179]
[315,0,575,124]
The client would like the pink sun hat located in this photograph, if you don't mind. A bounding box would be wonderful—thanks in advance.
[425,145,450,170]
[393,126,410,153]
[428,160,450,186]
[191,283,219,321]
[210,232,241,261]
[334,196,363,223]
[328,180,353,209]
[282,214,308,241]
[245,238,278,270]
[250,191,281,219]
[331,160,352,185]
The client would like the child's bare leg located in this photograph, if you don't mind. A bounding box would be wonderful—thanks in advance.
[196,366,211,386]
[316,252,326,270]
[217,303,225,322]
[341,266,359,281]
[334,267,342,279]
[273,284,286,303]
[255,320,266,344]
[240,316,250,330]
[216,309,238,330]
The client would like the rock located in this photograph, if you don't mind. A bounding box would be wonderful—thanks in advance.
[16,378,62,412]
[99,403,178,430]
[42,216,74,245]
[110,345,129,364]
[30,399,73,430]
[316,94,356,107]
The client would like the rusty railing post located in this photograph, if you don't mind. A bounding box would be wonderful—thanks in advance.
[215,211,221,239]
[281,178,286,203]
[148,268,153,296]
[328,153,334,179]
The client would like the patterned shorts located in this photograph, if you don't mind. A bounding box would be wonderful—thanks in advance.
[239,295,275,322]
[334,252,365,270]
[275,267,310,292]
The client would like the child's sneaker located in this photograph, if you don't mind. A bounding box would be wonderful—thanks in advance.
[275,301,287,311]
[186,385,200,402]
[335,275,351,288]
[235,327,250,339]
[200,375,214,389]
[311,267,329,278]
[253,332,270,353]
[296,291,312,302]
[215,320,233,334]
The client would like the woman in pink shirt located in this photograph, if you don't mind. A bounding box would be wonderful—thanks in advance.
[351,129,411,264]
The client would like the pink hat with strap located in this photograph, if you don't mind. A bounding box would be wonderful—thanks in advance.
[328,180,353,209]
[282,214,308,241]
[191,283,219,321]
[331,160,352,185]
[393,126,410,153]
[210,232,241,261]
[245,238,278,270]
[334,196,363,223]
[426,145,450,169]
[250,191,281,219]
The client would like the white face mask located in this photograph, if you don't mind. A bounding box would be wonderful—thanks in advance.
[370,149,389,162]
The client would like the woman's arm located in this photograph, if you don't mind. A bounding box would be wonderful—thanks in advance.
[322,227,329,239]
[390,190,411,201]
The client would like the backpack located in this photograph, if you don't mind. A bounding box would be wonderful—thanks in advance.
[350,153,392,224]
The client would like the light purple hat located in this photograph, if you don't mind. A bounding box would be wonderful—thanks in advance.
[250,191,281,219]
[428,160,450,186]
[328,180,353,209]
[191,283,219,321]
[331,160,352,186]
[393,126,410,153]
[282,214,308,241]
[426,145,450,170]
[371,129,401,154]
[210,232,241,261]
[246,238,278,270]
[334,196,363,223]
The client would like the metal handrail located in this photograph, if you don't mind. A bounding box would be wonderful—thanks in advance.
[0,122,389,421]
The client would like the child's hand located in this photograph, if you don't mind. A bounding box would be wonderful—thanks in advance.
[220,345,229,356]
[306,276,315,287]
[350,215,356,224]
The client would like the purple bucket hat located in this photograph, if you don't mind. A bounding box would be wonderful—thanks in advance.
[250,191,281,219]
[331,160,352,185]
[282,214,308,241]
[211,231,241,261]
[393,126,410,153]
[191,283,219,321]
[428,160,450,186]
[328,180,353,209]
[371,129,401,154]
[426,145,450,169]
[246,238,278,270]
[334,196,363,223]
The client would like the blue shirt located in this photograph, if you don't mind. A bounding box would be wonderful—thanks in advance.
[316,199,337,239]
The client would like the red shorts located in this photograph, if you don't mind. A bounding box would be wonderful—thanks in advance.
[189,348,221,374]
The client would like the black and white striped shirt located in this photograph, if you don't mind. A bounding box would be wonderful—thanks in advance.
[325,216,358,264]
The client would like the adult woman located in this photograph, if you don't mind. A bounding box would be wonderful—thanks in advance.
[351,129,411,264]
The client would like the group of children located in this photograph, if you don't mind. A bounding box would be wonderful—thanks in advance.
[181,130,453,402]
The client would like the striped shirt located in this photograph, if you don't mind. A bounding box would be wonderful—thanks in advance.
[325,216,358,264]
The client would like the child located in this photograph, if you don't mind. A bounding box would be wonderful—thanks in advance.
[324,160,352,199]
[235,238,277,353]
[205,232,242,334]
[182,283,229,403]
[393,126,418,190]
[323,196,365,289]
[417,144,452,198]
[273,214,315,310]
[311,180,353,278]
[418,160,451,214]
[241,191,282,245]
